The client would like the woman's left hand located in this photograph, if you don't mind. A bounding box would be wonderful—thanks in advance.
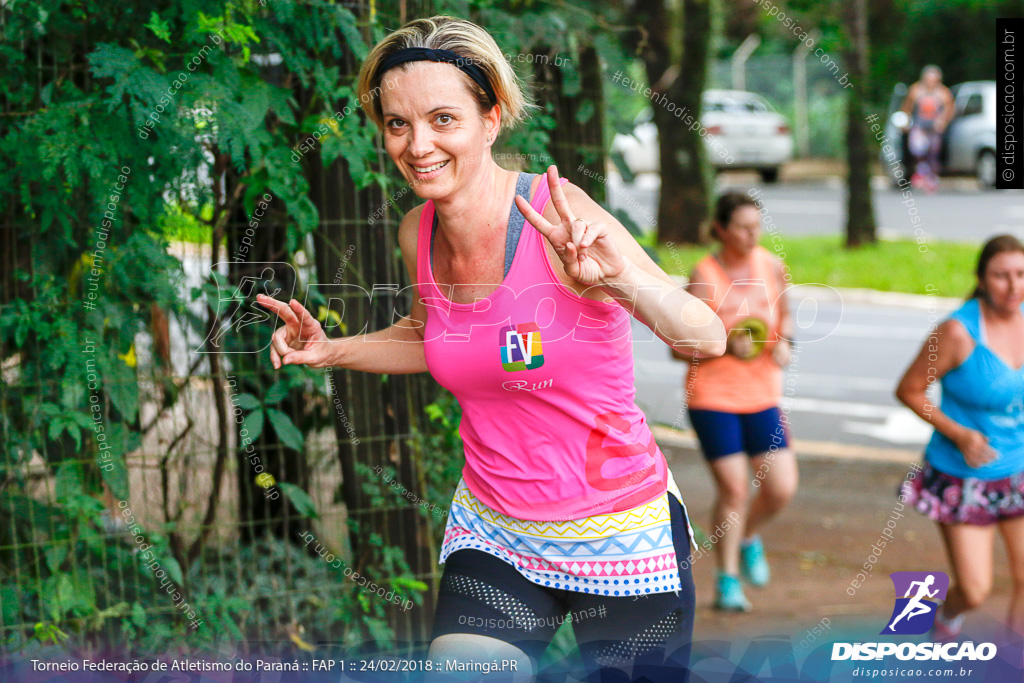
[772,338,792,367]
[514,165,630,287]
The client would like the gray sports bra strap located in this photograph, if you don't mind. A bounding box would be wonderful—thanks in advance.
[430,172,538,278]
[505,172,536,276]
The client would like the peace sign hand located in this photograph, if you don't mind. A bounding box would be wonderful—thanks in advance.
[255,295,333,369]
[514,165,629,287]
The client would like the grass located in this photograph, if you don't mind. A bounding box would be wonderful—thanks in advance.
[654,235,979,297]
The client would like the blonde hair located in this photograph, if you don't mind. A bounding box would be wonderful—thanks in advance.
[356,15,537,135]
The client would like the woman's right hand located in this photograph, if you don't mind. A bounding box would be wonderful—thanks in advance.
[256,295,336,369]
[726,331,754,359]
[953,427,999,468]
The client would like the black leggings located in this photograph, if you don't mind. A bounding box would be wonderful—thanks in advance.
[430,494,696,682]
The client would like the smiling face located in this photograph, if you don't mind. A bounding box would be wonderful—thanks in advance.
[378,61,499,199]
[715,204,761,257]
[980,250,1024,313]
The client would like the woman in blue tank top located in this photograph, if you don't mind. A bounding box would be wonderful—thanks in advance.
[896,235,1024,640]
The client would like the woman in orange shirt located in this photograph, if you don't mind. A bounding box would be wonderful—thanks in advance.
[682,191,798,611]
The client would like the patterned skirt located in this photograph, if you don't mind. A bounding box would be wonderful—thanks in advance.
[903,460,1024,525]
[439,471,696,597]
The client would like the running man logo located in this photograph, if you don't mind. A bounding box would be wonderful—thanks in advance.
[197,264,293,354]
[499,322,544,371]
[881,571,950,635]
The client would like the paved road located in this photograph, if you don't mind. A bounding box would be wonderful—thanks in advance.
[632,288,960,451]
[607,172,1024,244]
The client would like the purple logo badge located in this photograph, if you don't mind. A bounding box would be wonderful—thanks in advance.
[881,571,950,635]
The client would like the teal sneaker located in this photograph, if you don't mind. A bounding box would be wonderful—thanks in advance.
[714,572,752,612]
[741,535,770,587]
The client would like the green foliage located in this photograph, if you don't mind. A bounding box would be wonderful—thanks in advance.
[180,539,382,654]
[732,0,1011,108]
[279,482,318,519]
[774,93,848,159]
[144,12,172,43]
[354,388,464,547]
[0,0,414,657]
[155,202,216,244]
[1,0,586,661]
[233,381,306,451]
[414,392,466,533]
[879,0,1021,99]
[0,465,183,654]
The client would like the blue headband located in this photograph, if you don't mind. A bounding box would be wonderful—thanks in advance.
[376,47,497,105]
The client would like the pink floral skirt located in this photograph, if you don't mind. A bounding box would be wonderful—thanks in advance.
[903,461,1024,525]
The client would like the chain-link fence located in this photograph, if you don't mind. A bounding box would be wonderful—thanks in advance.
[710,52,851,158]
[0,198,454,661]
[0,0,609,665]
[0,0,449,662]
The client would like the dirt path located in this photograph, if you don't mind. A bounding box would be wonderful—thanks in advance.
[664,446,1016,644]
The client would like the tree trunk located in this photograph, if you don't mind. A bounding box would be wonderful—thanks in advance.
[223,167,309,544]
[304,139,437,641]
[296,16,439,641]
[631,0,714,244]
[843,0,877,247]
[530,44,608,203]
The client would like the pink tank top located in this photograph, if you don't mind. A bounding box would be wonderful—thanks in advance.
[416,176,670,522]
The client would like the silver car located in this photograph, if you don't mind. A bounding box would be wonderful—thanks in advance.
[882,80,998,188]
[612,89,794,183]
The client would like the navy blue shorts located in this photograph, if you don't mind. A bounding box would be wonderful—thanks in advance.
[687,406,789,461]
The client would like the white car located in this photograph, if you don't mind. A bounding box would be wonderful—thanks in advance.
[611,89,794,182]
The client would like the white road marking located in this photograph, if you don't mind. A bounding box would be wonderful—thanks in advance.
[783,397,897,419]
[842,410,933,445]
[781,397,933,445]
[797,323,930,341]
[791,373,895,392]
[759,199,840,214]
